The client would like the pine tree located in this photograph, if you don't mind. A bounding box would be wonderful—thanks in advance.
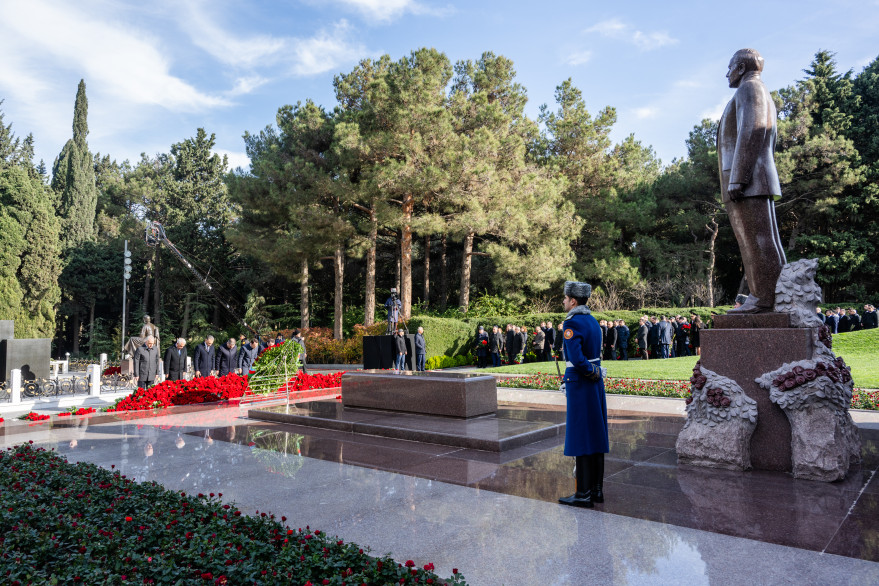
[53,79,97,249]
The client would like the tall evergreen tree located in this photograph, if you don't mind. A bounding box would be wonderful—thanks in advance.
[53,79,97,249]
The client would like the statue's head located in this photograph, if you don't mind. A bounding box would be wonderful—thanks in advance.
[727,48,764,88]
[143,315,151,323]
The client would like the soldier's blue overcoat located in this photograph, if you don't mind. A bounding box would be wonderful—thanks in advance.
[562,310,609,456]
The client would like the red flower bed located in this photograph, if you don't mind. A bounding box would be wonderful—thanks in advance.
[106,374,249,413]
[276,371,344,394]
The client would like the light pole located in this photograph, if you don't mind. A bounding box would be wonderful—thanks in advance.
[122,241,131,357]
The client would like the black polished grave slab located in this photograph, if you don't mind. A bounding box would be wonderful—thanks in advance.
[1,338,51,382]
[247,400,565,452]
[342,369,497,418]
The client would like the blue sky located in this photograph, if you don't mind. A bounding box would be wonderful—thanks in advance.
[1,0,877,172]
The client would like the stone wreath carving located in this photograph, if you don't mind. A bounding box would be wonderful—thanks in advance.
[677,362,758,471]
[774,258,824,328]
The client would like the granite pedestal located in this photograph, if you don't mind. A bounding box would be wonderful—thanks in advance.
[342,370,497,418]
[700,314,813,471]
[0,320,51,382]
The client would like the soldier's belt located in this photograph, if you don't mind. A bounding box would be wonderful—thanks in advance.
[565,359,600,368]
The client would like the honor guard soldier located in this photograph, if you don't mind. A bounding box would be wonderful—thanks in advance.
[558,280,609,508]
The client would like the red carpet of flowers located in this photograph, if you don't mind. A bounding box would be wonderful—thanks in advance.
[105,371,344,413]
[19,412,51,421]
[106,374,250,412]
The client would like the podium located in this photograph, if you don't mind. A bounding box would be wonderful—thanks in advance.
[362,335,416,370]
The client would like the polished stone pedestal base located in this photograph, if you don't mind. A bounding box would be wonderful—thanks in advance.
[342,370,497,418]
[0,338,51,382]
[247,400,565,452]
[700,321,814,471]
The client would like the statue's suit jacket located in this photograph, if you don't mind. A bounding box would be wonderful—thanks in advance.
[717,72,782,203]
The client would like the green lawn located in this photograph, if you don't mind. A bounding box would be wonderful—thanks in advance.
[483,328,878,388]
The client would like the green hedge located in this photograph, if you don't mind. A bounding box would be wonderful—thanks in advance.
[408,315,476,359]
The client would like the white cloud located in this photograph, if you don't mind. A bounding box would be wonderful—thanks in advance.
[214,149,250,171]
[566,51,593,66]
[0,0,228,112]
[226,76,271,97]
[586,18,678,51]
[321,0,448,23]
[633,106,659,120]
[290,21,366,76]
[181,0,287,68]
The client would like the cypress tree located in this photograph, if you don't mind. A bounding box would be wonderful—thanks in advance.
[53,79,97,249]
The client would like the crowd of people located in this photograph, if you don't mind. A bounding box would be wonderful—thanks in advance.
[470,315,709,366]
[818,305,878,332]
[131,328,308,390]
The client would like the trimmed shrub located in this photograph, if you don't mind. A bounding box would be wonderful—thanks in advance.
[408,315,475,359]
[425,354,472,370]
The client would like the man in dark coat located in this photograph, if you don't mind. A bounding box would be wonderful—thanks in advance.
[163,338,187,381]
[518,326,528,362]
[675,317,690,357]
[615,320,630,360]
[637,317,650,360]
[838,308,851,333]
[647,316,659,358]
[489,325,503,367]
[134,336,161,388]
[863,305,878,329]
[193,336,216,377]
[825,309,840,334]
[658,316,673,359]
[558,281,608,509]
[394,329,408,370]
[847,308,861,331]
[543,321,555,361]
[815,307,826,324]
[475,326,489,368]
[237,339,259,373]
[414,327,426,371]
[505,324,516,365]
[603,321,617,360]
[216,338,238,376]
[554,322,565,361]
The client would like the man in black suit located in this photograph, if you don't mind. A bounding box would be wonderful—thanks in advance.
[394,329,408,371]
[475,326,489,368]
[518,326,528,362]
[838,308,851,333]
[603,320,617,360]
[637,317,649,360]
[237,339,259,373]
[489,325,503,368]
[863,305,878,329]
[615,320,630,360]
[193,336,216,377]
[553,322,565,361]
[543,321,555,361]
[216,338,238,376]
[505,324,516,365]
[815,307,826,324]
[847,308,861,331]
[647,316,659,359]
[163,338,187,381]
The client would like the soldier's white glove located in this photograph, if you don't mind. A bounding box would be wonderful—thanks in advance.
[559,383,566,396]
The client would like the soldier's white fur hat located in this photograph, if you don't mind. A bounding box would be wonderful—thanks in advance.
[564,281,592,299]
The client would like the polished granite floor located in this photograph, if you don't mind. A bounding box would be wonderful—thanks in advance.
[4,402,879,584]
[209,405,879,562]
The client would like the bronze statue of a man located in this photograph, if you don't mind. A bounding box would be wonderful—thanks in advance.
[718,48,787,314]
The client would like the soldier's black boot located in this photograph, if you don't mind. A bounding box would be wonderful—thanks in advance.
[559,455,594,508]
[591,453,605,503]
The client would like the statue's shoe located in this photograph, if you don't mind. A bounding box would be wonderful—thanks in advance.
[727,297,773,314]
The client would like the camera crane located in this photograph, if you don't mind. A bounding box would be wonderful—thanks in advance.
[145,221,259,338]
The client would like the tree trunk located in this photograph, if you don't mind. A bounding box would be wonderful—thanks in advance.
[181,294,192,338]
[423,234,430,308]
[364,211,377,327]
[152,250,161,328]
[141,254,153,314]
[395,233,401,296]
[458,231,475,311]
[439,234,448,311]
[706,217,719,308]
[88,300,95,356]
[300,259,310,330]
[71,310,81,355]
[400,194,413,320]
[333,247,344,340]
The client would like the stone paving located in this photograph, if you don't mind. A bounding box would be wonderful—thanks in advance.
[2,400,879,584]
